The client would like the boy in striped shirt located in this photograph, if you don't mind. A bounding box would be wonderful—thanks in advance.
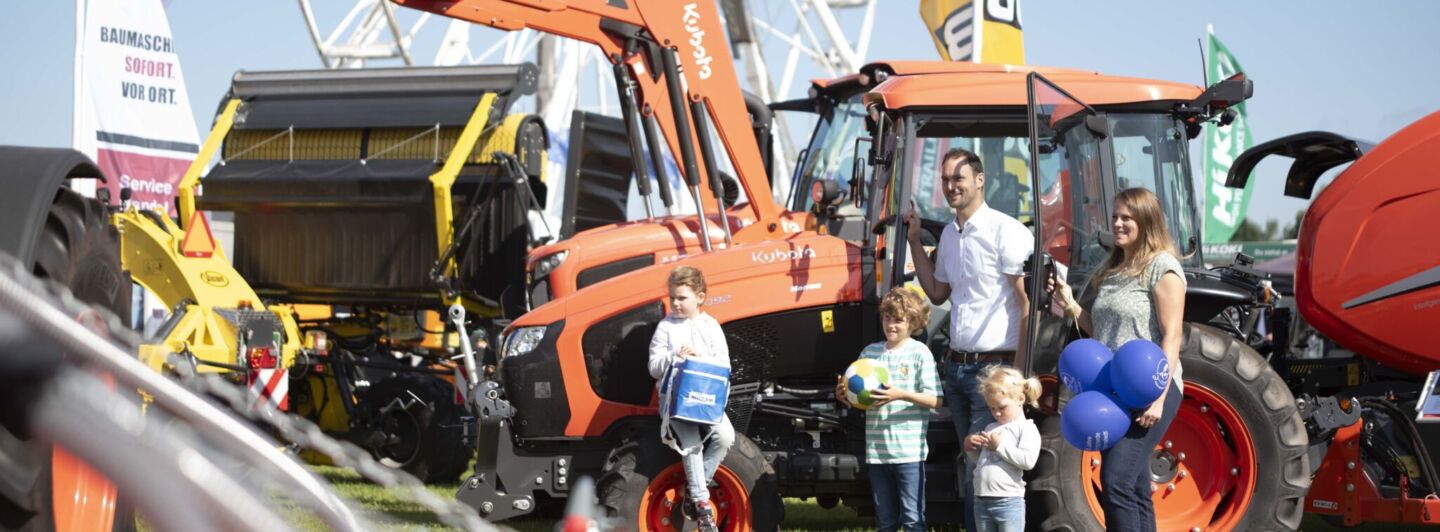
[836,287,943,532]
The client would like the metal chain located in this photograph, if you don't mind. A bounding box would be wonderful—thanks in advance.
[0,254,495,531]
[170,366,494,531]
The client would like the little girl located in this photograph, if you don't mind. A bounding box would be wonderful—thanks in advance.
[647,265,733,532]
[965,366,1042,532]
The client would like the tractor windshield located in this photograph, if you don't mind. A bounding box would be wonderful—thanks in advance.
[1108,113,1200,261]
[790,94,869,212]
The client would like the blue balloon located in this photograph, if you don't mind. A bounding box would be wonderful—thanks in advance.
[1111,339,1170,410]
[1058,339,1114,395]
[1061,391,1132,451]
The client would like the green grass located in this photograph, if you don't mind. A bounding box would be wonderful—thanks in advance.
[307,465,872,531]
[284,468,1397,531]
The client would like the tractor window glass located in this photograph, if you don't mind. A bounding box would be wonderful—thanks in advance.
[1109,114,1199,262]
[792,96,868,215]
[907,118,1041,229]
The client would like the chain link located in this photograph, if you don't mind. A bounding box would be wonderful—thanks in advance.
[0,254,495,531]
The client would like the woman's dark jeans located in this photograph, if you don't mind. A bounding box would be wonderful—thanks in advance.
[1099,381,1182,532]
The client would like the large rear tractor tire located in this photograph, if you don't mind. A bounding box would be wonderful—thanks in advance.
[598,428,783,531]
[1,187,134,531]
[1028,323,1309,531]
[362,374,471,483]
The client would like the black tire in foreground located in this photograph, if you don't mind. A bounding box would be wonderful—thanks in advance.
[598,427,783,531]
[1028,323,1309,532]
[1,186,134,531]
[362,374,471,483]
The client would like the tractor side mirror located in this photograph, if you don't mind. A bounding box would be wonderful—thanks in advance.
[1084,115,1110,139]
[1192,72,1254,114]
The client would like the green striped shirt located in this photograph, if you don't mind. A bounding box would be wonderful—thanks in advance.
[860,338,942,464]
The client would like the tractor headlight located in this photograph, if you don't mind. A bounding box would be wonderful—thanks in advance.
[531,251,569,280]
[502,326,548,359]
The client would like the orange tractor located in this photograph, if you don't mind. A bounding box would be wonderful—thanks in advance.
[396,3,1315,527]
[388,1,1339,531]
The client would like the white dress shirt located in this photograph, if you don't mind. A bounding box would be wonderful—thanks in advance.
[934,203,1033,352]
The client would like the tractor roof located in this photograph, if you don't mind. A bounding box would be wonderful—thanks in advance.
[863,65,1202,110]
[811,61,1087,93]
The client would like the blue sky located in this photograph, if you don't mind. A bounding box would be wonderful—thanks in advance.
[3,1,1437,226]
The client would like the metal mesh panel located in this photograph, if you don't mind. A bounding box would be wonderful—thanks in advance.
[723,320,779,384]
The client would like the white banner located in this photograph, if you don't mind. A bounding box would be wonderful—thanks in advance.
[74,0,199,213]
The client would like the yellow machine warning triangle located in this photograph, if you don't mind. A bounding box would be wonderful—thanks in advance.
[181,211,217,258]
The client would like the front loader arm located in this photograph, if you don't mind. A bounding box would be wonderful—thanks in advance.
[394,0,782,234]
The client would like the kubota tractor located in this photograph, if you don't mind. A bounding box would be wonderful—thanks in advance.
[456,48,1317,529]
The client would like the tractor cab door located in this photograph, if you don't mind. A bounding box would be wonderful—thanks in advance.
[1022,73,1112,376]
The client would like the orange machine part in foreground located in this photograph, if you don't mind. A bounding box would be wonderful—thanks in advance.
[1293,111,1440,373]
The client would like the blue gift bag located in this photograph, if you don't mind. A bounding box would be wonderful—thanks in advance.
[661,358,731,425]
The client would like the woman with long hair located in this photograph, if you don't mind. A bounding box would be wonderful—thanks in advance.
[1050,187,1186,532]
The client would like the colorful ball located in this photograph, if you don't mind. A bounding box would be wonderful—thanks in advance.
[843,358,891,411]
[1061,391,1131,451]
[1058,339,1114,395]
[1111,339,1170,410]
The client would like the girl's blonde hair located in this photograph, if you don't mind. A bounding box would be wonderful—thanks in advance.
[879,286,930,333]
[668,265,708,297]
[1092,187,1178,287]
[980,366,1043,409]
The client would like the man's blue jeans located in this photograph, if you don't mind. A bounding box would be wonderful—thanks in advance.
[1099,381,1182,532]
[944,359,1000,532]
[869,461,926,532]
[974,495,1025,532]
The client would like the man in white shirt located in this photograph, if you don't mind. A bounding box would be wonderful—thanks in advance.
[905,148,1031,532]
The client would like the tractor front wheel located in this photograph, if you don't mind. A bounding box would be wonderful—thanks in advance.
[1028,323,1309,531]
[598,428,782,531]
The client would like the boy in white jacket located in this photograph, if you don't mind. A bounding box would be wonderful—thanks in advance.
[965,366,1042,532]
[647,266,732,532]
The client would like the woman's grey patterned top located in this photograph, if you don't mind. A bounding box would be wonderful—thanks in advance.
[1089,252,1186,391]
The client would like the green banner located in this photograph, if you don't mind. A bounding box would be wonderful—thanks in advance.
[1202,241,1295,266]
[1202,29,1254,243]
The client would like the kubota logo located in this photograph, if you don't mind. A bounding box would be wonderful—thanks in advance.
[752,247,816,264]
[200,271,229,287]
[681,3,713,80]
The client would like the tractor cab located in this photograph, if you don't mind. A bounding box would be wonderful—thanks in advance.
[860,70,1256,372]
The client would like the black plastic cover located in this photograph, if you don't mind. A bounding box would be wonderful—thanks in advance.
[581,303,664,406]
[199,161,528,306]
[501,320,571,438]
[560,111,635,238]
[575,254,655,290]
[229,65,538,130]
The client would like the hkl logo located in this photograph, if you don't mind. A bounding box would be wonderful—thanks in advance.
[681,3,713,80]
[1153,358,1170,391]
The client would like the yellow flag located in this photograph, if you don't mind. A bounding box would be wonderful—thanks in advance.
[919,0,1025,64]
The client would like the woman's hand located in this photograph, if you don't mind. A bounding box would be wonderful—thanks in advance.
[1048,270,1077,317]
[1136,394,1165,428]
[677,345,696,359]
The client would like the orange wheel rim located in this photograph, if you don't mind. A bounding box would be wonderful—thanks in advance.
[51,445,118,532]
[637,463,752,532]
[1079,383,1257,531]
